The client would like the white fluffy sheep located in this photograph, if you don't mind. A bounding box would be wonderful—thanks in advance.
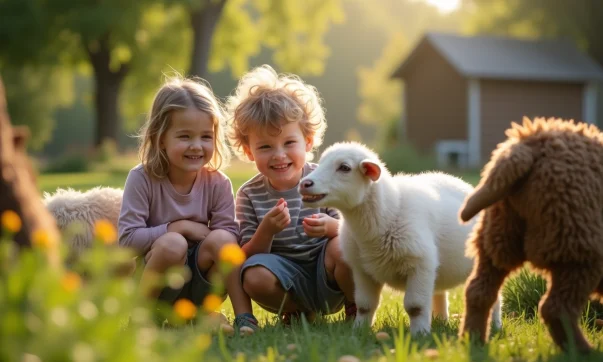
[43,187,123,257]
[299,142,501,335]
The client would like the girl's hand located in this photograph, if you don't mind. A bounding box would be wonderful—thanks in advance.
[260,198,290,235]
[303,213,338,238]
[167,220,211,242]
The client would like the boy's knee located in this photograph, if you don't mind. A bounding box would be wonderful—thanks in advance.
[152,233,188,264]
[242,266,279,297]
[324,237,346,272]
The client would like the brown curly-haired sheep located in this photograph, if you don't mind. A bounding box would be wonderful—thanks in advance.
[0,75,60,264]
[458,117,603,353]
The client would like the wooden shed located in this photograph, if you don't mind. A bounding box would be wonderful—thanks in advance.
[392,32,603,168]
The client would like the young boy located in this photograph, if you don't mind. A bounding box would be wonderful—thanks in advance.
[226,65,356,324]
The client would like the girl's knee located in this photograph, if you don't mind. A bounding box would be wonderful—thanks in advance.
[242,266,279,297]
[150,233,188,264]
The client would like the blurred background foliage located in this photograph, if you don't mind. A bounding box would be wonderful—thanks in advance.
[2,0,603,175]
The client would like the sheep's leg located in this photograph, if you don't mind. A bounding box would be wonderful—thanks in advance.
[352,268,383,328]
[539,266,598,354]
[404,265,436,335]
[460,254,509,343]
[432,292,449,321]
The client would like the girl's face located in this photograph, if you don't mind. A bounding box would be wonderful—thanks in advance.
[244,121,312,191]
[161,108,215,181]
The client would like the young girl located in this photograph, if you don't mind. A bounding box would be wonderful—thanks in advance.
[118,76,258,332]
[226,65,356,324]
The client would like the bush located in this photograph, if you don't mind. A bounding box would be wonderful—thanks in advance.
[93,139,119,164]
[380,142,438,174]
[43,154,90,173]
[502,268,603,321]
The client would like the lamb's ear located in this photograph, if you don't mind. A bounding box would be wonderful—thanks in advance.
[360,160,381,182]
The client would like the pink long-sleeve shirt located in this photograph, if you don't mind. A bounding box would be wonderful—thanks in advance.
[118,164,239,255]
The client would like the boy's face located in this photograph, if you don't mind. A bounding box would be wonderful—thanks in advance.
[244,121,313,191]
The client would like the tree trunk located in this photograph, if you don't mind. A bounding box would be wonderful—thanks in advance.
[86,34,129,148]
[189,0,227,78]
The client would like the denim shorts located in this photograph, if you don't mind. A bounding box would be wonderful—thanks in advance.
[240,242,345,315]
[153,242,224,306]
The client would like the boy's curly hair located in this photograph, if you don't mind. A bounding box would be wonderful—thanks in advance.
[226,64,327,161]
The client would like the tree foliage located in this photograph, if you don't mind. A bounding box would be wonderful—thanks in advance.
[464,0,603,64]
[355,0,467,145]
[0,65,74,150]
[1,0,346,149]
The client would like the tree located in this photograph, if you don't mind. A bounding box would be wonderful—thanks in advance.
[2,0,345,149]
[189,0,345,78]
[47,0,172,148]
[1,65,74,150]
[355,0,468,146]
[0,1,76,149]
[464,0,603,65]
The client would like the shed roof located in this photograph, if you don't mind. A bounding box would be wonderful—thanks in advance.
[393,32,603,82]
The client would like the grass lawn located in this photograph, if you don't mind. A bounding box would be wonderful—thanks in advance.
[35,161,603,361]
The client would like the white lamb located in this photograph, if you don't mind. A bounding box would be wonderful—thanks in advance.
[299,142,501,335]
[43,186,124,258]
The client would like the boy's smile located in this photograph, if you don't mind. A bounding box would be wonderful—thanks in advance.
[244,121,313,191]
[270,163,292,171]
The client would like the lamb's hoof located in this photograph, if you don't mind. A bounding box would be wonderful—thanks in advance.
[491,319,503,332]
[409,325,431,337]
[353,318,369,329]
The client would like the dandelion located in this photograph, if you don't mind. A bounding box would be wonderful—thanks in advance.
[174,298,197,320]
[1,210,21,233]
[218,244,246,266]
[32,229,55,249]
[94,219,117,244]
[61,272,82,292]
[203,294,222,312]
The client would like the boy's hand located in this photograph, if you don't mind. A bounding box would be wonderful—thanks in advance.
[303,213,339,238]
[260,198,290,235]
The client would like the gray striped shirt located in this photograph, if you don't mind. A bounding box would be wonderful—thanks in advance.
[235,163,339,262]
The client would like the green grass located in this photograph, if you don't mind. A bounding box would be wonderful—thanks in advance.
[35,162,603,361]
[37,159,258,194]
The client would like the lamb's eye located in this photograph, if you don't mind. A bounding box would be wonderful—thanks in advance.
[337,163,351,172]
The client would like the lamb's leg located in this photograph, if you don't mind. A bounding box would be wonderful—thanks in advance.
[490,294,503,330]
[404,265,437,335]
[460,254,509,343]
[539,266,598,354]
[352,268,383,328]
[432,292,449,321]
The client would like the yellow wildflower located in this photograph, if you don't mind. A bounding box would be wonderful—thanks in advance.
[218,244,246,266]
[32,229,55,249]
[62,272,82,292]
[174,298,197,320]
[196,334,212,350]
[1,210,22,233]
[94,219,117,245]
[202,294,222,312]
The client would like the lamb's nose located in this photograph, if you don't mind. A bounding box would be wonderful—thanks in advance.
[300,179,314,189]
